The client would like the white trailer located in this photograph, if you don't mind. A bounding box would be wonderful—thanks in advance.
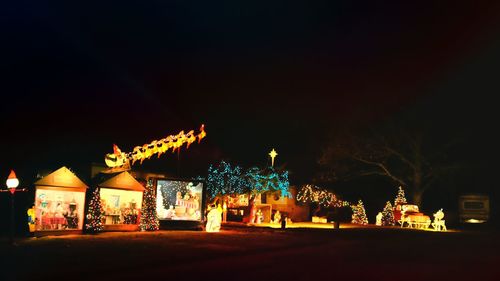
[459,194,489,223]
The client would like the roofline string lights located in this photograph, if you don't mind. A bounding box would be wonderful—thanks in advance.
[296,184,349,208]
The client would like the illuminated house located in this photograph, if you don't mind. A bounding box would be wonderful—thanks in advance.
[92,164,207,230]
[33,166,88,236]
[96,171,145,231]
[228,186,309,223]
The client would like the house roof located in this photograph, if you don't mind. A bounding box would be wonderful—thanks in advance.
[34,166,89,190]
[97,171,145,191]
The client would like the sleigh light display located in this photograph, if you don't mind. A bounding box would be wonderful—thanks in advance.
[396,204,431,229]
[104,124,206,170]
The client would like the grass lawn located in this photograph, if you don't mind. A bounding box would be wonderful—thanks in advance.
[1,224,499,281]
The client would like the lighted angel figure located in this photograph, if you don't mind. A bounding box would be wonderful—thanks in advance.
[376,212,383,226]
[206,206,222,232]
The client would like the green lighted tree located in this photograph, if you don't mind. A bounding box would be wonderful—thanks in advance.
[394,186,407,206]
[351,199,368,225]
[381,201,395,226]
[140,179,159,231]
[85,188,104,233]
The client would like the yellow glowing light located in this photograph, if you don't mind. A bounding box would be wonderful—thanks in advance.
[197,124,206,143]
[296,184,348,207]
[27,207,36,232]
[105,124,207,168]
[269,149,278,167]
[465,219,485,224]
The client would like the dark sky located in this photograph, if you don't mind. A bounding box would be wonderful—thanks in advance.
[1,1,499,185]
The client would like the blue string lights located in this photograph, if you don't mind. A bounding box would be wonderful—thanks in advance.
[206,161,248,199]
[206,161,291,200]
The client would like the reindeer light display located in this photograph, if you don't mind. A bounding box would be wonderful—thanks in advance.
[432,208,447,231]
[104,124,206,170]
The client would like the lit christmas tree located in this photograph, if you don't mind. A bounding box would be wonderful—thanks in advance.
[394,186,407,206]
[140,179,159,231]
[85,188,104,233]
[351,199,368,225]
[381,201,395,226]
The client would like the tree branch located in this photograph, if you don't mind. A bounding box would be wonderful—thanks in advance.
[351,155,407,186]
[384,145,416,170]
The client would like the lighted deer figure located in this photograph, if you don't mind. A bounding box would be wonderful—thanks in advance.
[432,208,447,231]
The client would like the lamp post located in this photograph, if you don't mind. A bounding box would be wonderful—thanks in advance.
[1,170,27,244]
[6,170,19,243]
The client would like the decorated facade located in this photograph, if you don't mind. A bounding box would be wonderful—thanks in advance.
[33,167,88,235]
[96,171,145,231]
[205,160,305,224]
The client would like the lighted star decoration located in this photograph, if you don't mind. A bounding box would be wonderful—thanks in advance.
[269,149,278,167]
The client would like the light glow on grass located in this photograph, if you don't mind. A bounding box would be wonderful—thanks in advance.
[465,219,486,224]
[251,222,361,229]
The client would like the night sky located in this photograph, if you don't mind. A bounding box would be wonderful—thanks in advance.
[1,1,499,188]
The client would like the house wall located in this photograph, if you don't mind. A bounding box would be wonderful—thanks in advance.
[265,187,309,222]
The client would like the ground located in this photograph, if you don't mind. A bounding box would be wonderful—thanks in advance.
[1,224,499,281]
